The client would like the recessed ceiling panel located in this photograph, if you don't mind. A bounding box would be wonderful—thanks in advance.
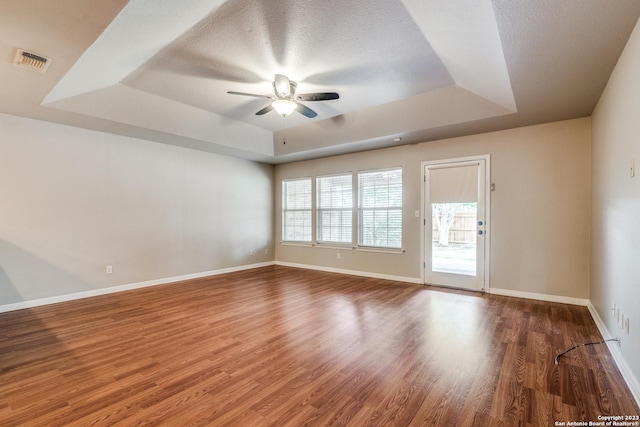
[122,0,454,131]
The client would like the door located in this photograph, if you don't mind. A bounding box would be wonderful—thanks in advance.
[423,156,489,291]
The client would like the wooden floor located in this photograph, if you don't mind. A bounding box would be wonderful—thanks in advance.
[0,266,637,426]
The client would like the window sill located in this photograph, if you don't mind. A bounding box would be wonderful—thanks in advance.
[280,241,313,247]
[315,243,354,250]
[355,246,405,254]
[279,242,405,255]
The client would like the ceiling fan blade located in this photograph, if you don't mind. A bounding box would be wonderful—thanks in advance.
[274,74,292,97]
[297,92,340,101]
[227,91,272,99]
[255,105,273,115]
[296,103,318,118]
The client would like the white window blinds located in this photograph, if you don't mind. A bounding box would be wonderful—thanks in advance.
[428,164,479,203]
[358,168,402,248]
[282,178,312,242]
[316,174,352,244]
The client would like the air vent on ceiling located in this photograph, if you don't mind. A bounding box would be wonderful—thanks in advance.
[13,49,51,73]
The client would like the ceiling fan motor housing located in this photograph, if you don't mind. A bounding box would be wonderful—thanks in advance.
[273,79,297,98]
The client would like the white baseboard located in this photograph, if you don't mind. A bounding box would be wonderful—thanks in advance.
[0,261,275,313]
[472,288,640,407]
[587,303,640,407]
[275,261,423,285]
[488,287,590,306]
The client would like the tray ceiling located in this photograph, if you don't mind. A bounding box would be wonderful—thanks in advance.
[1,0,639,163]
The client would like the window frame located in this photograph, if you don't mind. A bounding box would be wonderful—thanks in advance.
[281,177,313,243]
[357,167,403,250]
[315,172,354,246]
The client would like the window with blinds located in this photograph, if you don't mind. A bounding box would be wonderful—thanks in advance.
[282,178,312,242]
[316,174,353,244]
[358,168,402,249]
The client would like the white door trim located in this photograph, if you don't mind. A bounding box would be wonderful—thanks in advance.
[420,155,491,291]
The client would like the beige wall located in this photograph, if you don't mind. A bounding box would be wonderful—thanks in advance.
[275,118,591,299]
[592,18,640,387]
[0,113,274,306]
[0,112,592,307]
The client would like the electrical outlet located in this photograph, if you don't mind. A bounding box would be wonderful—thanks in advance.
[106,265,113,275]
[264,248,268,254]
[249,249,253,256]
[337,252,341,260]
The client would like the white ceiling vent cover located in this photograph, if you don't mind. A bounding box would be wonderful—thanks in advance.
[13,49,51,73]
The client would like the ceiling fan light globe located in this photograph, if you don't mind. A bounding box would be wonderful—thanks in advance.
[272,99,297,117]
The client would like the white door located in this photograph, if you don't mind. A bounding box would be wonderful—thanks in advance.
[423,156,489,292]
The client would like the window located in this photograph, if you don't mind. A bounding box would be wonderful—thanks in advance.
[358,168,402,248]
[282,178,312,242]
[316,174,352,244]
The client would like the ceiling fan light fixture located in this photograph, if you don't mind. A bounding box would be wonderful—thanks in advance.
[272,99,297,117]
[228,74,334,118]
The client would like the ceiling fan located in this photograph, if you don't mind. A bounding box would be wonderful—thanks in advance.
[227,74,339,118]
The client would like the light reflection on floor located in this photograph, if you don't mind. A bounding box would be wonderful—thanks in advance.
[281,283,498,391]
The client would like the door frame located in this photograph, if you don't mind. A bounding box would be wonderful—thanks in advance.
[420,155,491,292]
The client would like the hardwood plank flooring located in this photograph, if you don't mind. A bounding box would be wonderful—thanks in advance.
[0,266,638,426]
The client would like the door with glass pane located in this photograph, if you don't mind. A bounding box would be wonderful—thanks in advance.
[423,157,489,291]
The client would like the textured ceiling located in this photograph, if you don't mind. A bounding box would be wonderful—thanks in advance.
[1,0,639,163]
[123,0,454,131]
